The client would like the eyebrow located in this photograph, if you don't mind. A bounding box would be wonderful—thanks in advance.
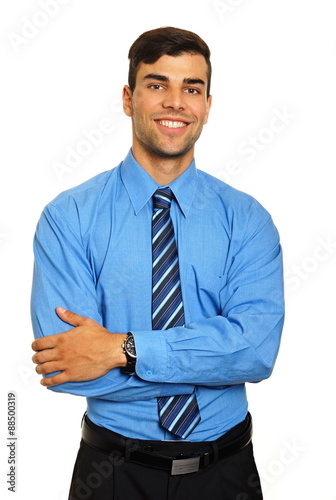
[143,74,205,86]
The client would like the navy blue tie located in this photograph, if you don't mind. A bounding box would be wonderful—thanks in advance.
[152,187,201,438]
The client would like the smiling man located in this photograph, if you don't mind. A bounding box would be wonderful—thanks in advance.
[31,27,284,500]
[125,53,211,182]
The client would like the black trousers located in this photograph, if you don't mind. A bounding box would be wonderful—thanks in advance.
[68,416,263,500]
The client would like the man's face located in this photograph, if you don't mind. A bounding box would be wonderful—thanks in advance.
[123,53,212,164]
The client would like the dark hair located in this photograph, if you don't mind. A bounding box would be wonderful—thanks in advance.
[128,27,212,97]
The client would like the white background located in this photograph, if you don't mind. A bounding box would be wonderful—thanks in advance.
[1,0,335,498]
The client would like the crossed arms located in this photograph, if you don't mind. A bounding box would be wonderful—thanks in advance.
[31,199,284,400]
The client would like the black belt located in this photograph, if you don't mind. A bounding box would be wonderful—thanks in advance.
[81,413,252,476]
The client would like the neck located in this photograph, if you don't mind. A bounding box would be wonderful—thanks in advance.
[131,146,194,185]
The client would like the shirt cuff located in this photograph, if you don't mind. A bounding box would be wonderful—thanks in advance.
[132,329,168,383]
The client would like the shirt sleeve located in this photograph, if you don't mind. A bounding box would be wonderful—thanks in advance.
[133,209,285,386]
[30,203,194,401]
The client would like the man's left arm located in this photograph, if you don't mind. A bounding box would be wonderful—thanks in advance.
[133,213,285,386]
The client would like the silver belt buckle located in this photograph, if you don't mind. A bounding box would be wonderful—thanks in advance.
[171,455,200,475]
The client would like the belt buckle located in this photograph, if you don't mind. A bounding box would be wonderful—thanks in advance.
[171,451,211,475]
[171,455,200,475]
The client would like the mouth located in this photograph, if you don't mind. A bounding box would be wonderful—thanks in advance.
[155,119,188,129]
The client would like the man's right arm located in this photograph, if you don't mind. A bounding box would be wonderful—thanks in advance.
[31,203,193,400]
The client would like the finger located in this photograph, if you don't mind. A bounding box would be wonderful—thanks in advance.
[40,372,68,387]
[36,362,62,376]
[56,307,88,327]
[32,335,60,352]
[32,348,59,365]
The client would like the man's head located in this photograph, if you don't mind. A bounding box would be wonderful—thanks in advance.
[128,27,212,98]
[123,27,212,183]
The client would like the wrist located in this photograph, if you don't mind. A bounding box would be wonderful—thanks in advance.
[119,334,128,367]
[109,333,128,368]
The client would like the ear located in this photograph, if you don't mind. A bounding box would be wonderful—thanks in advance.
[203,94,212,125]
[122,85,133,117]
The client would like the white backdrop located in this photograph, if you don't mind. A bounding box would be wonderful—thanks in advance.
[1,1,335,498]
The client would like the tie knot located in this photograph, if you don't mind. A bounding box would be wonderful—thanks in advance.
[153,187,173,210]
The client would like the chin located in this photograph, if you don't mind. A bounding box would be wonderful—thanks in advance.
[156,150,186,159]
[151,143,194,159]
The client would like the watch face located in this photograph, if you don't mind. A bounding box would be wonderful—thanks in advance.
[125,335,136,358]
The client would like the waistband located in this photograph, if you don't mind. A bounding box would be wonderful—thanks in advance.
[81,413,252,476]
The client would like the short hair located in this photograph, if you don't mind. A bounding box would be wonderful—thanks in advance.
[128,27,212,97]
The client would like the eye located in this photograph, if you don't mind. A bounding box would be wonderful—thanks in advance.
[148,84,165,90]
[184,88,201,95]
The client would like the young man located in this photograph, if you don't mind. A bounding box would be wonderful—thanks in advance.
[31,27,284,500]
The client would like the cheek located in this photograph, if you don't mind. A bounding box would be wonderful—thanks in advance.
[132,99,152,122]
[134,90,156,107]
[189,101,209,124]
[203,113,209,125]
[132,108,152,137]
[201,106,211,125]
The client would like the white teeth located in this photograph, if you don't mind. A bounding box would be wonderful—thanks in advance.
[157,120,187,128]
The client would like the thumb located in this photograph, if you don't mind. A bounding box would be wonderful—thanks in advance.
[56,307,87,327]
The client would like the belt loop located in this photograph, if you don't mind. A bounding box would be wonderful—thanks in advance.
[125,439,131,462]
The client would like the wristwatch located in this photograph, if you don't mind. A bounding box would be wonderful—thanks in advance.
[121,332,137,374]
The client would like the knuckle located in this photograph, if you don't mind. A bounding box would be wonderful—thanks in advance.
[58,334,66,345]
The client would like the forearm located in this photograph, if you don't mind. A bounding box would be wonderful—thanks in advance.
[134,312,284,386]
[45,372,195,401]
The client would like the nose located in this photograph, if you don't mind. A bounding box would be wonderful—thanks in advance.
[162,88,186,111]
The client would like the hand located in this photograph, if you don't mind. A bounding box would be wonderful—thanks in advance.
[31,307,127,387]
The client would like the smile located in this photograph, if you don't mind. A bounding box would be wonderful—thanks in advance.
[156,120,188,129]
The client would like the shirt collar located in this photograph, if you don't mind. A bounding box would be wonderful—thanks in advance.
[120,149,198,218]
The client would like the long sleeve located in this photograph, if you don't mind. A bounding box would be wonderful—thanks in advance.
[134,207,284,386]
[31,202,194,401]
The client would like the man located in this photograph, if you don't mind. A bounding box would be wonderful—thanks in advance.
[31,27,284,500]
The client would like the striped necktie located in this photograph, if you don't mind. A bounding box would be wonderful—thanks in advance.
[152,187,201,439]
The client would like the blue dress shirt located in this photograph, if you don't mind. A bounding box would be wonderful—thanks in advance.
[31,149,284,442]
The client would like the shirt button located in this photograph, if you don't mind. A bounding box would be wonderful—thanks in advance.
[146,370,153,377]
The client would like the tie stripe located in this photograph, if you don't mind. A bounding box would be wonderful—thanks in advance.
[152,187,201,438]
